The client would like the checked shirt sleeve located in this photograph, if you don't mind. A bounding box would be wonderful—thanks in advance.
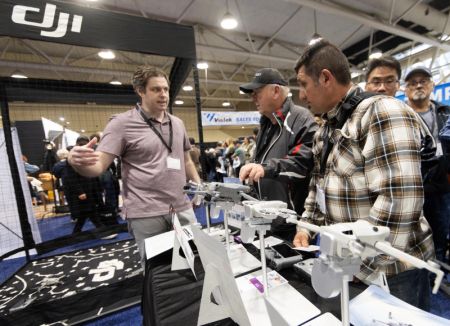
[359,99,426,277]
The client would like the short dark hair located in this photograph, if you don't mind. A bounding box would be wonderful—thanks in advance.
[365,56,401,81]
[294,39,351,85]
[189,137,195,145]
[76,136,90,146]
[132,65,168,95]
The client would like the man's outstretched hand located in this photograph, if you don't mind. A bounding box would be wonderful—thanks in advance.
[68,138,98,167]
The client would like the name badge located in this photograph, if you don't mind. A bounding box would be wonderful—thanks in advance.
[315,185,327,214]
[167,157,181,170]
[436,141,443,156]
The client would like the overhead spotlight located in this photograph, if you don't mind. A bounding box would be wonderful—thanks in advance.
[197,62,209,70]
[222,101,231,107]
[369,48,382,60]
[98,50,115,60]
[174,100,184,105]
[109,78,122,85]
[182,85,193,91]
[66,121,71,125]
[81,129,86,133]
[308,33,322,46]
[220,12,238,30]
[59,117,65,122]
[11,70,27,79]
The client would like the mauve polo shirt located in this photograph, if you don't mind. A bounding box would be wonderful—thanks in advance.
[97,107,191,218]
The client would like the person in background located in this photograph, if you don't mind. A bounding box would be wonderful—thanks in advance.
[404,66,450,263]
[293,39,434,310]
[90,132,120,226]
[364,56,401,97]
[239,68,317,241]
[63,137,105,234]
[232,140,245,177]
[188,137,202,178]
[240,136,255,164]
[67,65,201,266]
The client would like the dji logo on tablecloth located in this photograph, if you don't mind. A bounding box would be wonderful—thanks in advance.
[89,259,124,282]
[11,3,83,38]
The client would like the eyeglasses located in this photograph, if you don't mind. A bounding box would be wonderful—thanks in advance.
[366,78,398,88]
[406,79,431,88]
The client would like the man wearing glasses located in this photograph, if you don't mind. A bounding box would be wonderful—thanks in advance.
[405,66,450,264]
[364,57,401,97]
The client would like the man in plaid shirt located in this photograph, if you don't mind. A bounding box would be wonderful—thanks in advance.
[293,39,435,310]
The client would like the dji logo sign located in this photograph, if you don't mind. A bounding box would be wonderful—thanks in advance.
[11,3,83,38]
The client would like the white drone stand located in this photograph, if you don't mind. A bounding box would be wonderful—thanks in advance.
[241,200,297,297]
[294,219,445,326]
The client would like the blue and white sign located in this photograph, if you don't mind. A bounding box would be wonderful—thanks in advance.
[396,82,450,105]
[202,111,261,126]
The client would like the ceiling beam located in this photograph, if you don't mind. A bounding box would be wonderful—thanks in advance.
[0,60,301,90]
[196,44,297,64]
[282,0,450,52]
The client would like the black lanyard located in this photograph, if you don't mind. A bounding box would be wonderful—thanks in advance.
[137,107,173,153]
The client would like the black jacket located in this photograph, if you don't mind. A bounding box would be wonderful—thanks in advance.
[254,97,318,214]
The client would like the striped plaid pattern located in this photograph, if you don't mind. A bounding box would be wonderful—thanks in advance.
[302,87,435,280]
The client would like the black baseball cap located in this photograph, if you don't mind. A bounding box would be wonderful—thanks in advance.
[239,68,288,93]
[404,66,432,81]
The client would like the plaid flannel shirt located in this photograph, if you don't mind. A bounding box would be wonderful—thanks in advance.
[301,86,435,280]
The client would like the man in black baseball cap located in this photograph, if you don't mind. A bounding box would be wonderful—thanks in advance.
[404,66,432,82]
[238,67,317,241]
[239,68,288,93]
[404,65,450,265]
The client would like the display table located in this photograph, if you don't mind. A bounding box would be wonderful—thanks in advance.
[142,242,366,326]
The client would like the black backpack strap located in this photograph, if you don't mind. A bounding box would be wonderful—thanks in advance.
[319,92,377,175]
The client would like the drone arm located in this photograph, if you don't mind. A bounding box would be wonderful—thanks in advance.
[374,241,444,294]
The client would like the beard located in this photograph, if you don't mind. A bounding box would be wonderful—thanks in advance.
[412,91,428,102]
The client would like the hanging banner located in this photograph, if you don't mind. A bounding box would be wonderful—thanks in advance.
[396,82,450,105]
[202,111,261,126]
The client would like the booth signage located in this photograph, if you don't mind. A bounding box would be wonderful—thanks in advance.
[0,0,196,59]
[202,111,261,126]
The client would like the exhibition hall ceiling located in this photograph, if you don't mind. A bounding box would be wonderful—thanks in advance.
[0,0,449,110]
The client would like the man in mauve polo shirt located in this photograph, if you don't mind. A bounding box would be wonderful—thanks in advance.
[68,65,201,267]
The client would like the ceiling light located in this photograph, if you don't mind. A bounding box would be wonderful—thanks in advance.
[308,33,322,46]
[11,71,27,79]
[197,62,209,70]
[81,129,85,133]
[109,78,122,85]
[65,121,70,125]
[288,92,293,97]
[59,117,65,122]
[183,85,193,91]
[222,101,231,107]
[220,12,238,30]
[239,90,245,95]
[369,48,382,60]
[174,100,184,105]
[98,50,115,60]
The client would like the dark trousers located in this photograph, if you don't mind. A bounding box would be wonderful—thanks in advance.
[387,268,431,311]
[423,192,450,262]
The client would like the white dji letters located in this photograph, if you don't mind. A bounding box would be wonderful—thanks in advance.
[11,3,83,38]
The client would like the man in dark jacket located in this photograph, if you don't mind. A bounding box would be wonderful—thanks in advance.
[405,66,450,263]
[239,68,318,240]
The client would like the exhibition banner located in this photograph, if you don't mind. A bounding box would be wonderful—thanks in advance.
[202,111,261,126]
[396,82,450,105]
[0,0,196,59]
